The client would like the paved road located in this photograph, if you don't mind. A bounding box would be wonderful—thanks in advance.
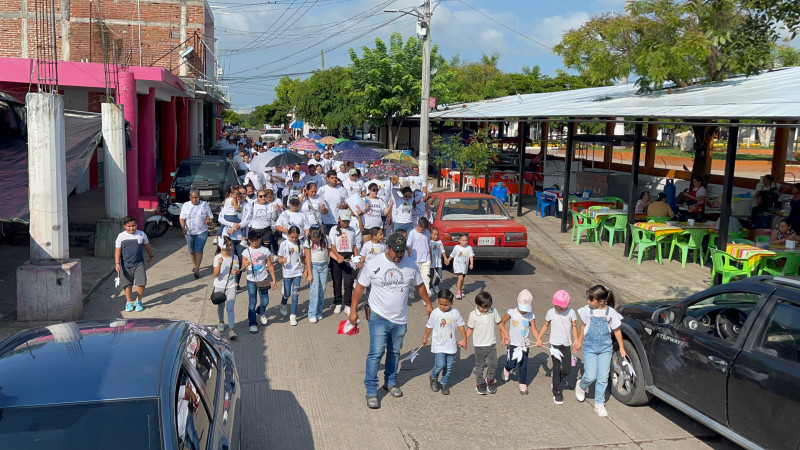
[34,229,738,449]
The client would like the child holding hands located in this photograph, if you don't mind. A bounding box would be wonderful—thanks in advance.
[538,290,579,405]
[422,289,467,396]
[445,234,474,299]
[499,289,542,395]
[466,291,505,395]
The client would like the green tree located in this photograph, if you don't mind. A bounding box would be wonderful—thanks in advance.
[222,109,242,126]
[554,0,800,177]
[294,67,360,135]
[433,128,498,190]
[349,33,447,149]
[773,43,800,67]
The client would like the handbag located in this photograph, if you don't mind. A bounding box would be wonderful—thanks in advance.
[247,248,272,289]
[210,257,234,305]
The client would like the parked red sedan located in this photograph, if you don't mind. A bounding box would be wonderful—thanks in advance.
[429,192,529,269]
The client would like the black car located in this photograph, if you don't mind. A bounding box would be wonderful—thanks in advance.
[171,156,241,209]
[612,276,800,450]
[0,319,241,450]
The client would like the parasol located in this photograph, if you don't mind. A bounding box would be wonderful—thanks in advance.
[334,140,360,151]
[333,146,383,162]
[333,137,349,144]
[265,152,309,168]
[290,139,319,151]
[366,162,413,178]
[249,151,281,173]
[382,152,418,166]
[320,136,337,145]
[306,132,322,140]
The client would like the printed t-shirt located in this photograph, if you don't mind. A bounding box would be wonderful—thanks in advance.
[427,307,465,354]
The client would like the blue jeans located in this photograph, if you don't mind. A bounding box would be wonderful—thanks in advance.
[364,313,408,396]
[246,281,270,327]
[281,276,301,315]
[431,352,455,385]
[394,222,412,234]
[308,262,328,319]
[184,232,208,254]
[505,345,529,385]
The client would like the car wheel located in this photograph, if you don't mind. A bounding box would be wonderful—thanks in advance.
[500,260,516,270]
[611,340,652,406]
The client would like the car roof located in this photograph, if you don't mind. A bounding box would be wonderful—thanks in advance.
[0,319,186,407]
[431,192,499,199]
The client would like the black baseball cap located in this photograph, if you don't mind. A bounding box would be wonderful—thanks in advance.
[387,233,407,252]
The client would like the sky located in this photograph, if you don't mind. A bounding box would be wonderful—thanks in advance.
[210,0,795,113]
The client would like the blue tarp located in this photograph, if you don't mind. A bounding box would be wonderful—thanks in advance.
[290,120,304,129]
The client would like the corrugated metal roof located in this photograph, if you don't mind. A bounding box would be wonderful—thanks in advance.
[427,67,800,121]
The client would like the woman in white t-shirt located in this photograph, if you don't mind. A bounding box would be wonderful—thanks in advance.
[361,182,392,233]
[278,226,305,326]
[575,285,626,417]
[179,190,214,278]
[391,186,416,234]
[328,210,361,315]
[303,227,331,323]
[299,181,326,229]
[213,236,240,341]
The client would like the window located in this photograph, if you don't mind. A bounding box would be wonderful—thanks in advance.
[677,292,761,342]
[175,162,230,184]
[754,300,800,363]
[429,198,440,220]
[177,369,211,450]
[187,337,219,406]
[441,197,510,220]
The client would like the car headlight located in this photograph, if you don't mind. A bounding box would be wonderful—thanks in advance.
[505,232,526,242]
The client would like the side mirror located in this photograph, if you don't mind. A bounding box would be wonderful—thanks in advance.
[652,307,675,325]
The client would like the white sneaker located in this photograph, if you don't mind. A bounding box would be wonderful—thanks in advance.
[280,305,288,317]
[594,403,608,417]
[344,305,351,314]
[309,317,317,324]
[334,305,343,314]
[259,314,268,325]
[575,385,586,402]
[289,314,298,326]
[249,325,257,334]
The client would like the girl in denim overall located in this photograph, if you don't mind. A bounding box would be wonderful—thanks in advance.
[575,285,626,417]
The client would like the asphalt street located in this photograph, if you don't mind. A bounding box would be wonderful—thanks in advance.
[72,229,737,450]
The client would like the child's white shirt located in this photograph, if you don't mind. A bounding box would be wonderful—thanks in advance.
[427,308,465,355]
[545,307,577,346]
[449,244,474,275]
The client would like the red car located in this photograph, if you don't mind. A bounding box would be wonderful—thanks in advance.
[429,192,529,269]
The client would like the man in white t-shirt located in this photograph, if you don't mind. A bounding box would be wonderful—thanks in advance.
[349,233,433,409]
[317,170,348,233]
[404,165,427,194]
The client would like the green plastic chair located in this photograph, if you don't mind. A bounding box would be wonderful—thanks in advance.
[602,214,629,247]
[571,211,601,245]
[709,250,753,286]
[628,225,662,264]
[732,238,754,245]
[759,253,800,277]
[755,235,770,243]
[604,196,625,209]
[668,229,710,267]
[587,205,604,210]
[647,216,671,223]
[729,230,749,240]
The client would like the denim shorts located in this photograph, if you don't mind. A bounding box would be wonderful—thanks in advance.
[185,232,208,253]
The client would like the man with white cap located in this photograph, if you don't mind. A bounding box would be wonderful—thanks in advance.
[349,233,433,409]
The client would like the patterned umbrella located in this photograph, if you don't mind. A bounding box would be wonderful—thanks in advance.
[265,152,309,168]
[366,162,413,178]
[271,146,291,154]
[334,138,349,144]
[290,139,319,151]
[382,152,418,166]
[334,146,383,162]
[306,132,322,140]
[334,140,360,151]
[320,136,337,145]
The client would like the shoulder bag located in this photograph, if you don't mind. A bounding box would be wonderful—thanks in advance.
[210,258,234,304]
[247,248,272,289]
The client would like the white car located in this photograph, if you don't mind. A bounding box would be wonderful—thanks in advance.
[261,128,290,144]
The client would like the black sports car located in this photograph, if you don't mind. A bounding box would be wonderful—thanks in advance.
[612,276,800,450]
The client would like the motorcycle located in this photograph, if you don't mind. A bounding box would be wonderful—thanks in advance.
[145,195,182,238]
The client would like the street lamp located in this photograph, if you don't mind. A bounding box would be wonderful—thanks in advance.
[385,1,431,180]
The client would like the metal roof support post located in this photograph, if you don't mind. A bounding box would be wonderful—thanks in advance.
[560,120,576,233]
[603,120,614,170]
[624,120,643,256]
[718,120,740,256]
[644,119,658,175]
[517,121,528,216]
[772,120,791,181]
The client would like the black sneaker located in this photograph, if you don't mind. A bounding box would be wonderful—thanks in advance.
[554,393,564,404]
[476,381,488,395]
[365,395,380,409]
[382,384,403,398]
[487,379,497,394]
[441,384,450,395]
[429,377,441,392]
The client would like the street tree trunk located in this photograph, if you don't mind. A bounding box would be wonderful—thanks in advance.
[690,124,717,179]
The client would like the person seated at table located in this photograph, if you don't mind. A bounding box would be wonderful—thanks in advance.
[751,174,781,222]
[714,216,743,232]
[677,175,707,212]
[788,183,800,231]
[770,219,799,245]
[646,193,675,219]
[635,191,651,214]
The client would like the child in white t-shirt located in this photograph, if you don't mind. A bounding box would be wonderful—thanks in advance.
[466,291,505,395]
[445,234,474,300]
[422,289,467,396]
[499,289,542,395]
[538,290,578,405]
[429,227,445,295]
[360,227,386,265]
[278,226,305,326]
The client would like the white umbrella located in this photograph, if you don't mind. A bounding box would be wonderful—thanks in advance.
[249,151,281,173]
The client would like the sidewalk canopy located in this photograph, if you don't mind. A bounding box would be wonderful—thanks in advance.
[426,67,800,122]
[290,120,304,129]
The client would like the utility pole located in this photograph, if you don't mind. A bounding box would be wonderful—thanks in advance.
[320,49,326,70]
[418,0,431,179]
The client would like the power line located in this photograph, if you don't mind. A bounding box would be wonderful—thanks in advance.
[455,0,552,51]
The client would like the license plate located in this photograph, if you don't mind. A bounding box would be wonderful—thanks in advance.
[200,190,213,197]
[477,237,495,246]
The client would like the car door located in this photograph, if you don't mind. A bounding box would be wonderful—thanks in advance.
[727,290,800,450]
[647,290,764,424]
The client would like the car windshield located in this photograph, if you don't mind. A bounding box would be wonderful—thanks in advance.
[175,161,231,184]
[0,399,161,449]
[263,130,282,135]
[440,197,510,220]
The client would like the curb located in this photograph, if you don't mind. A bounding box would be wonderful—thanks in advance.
[83,269,115,305]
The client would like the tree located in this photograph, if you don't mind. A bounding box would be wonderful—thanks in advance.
[349,33,447,149]
[554,0,800,177]
[222,109,241,126]
[293,67,360,135]
[432,128,498,191]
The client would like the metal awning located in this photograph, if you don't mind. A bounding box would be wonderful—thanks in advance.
[426,67,800,122]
